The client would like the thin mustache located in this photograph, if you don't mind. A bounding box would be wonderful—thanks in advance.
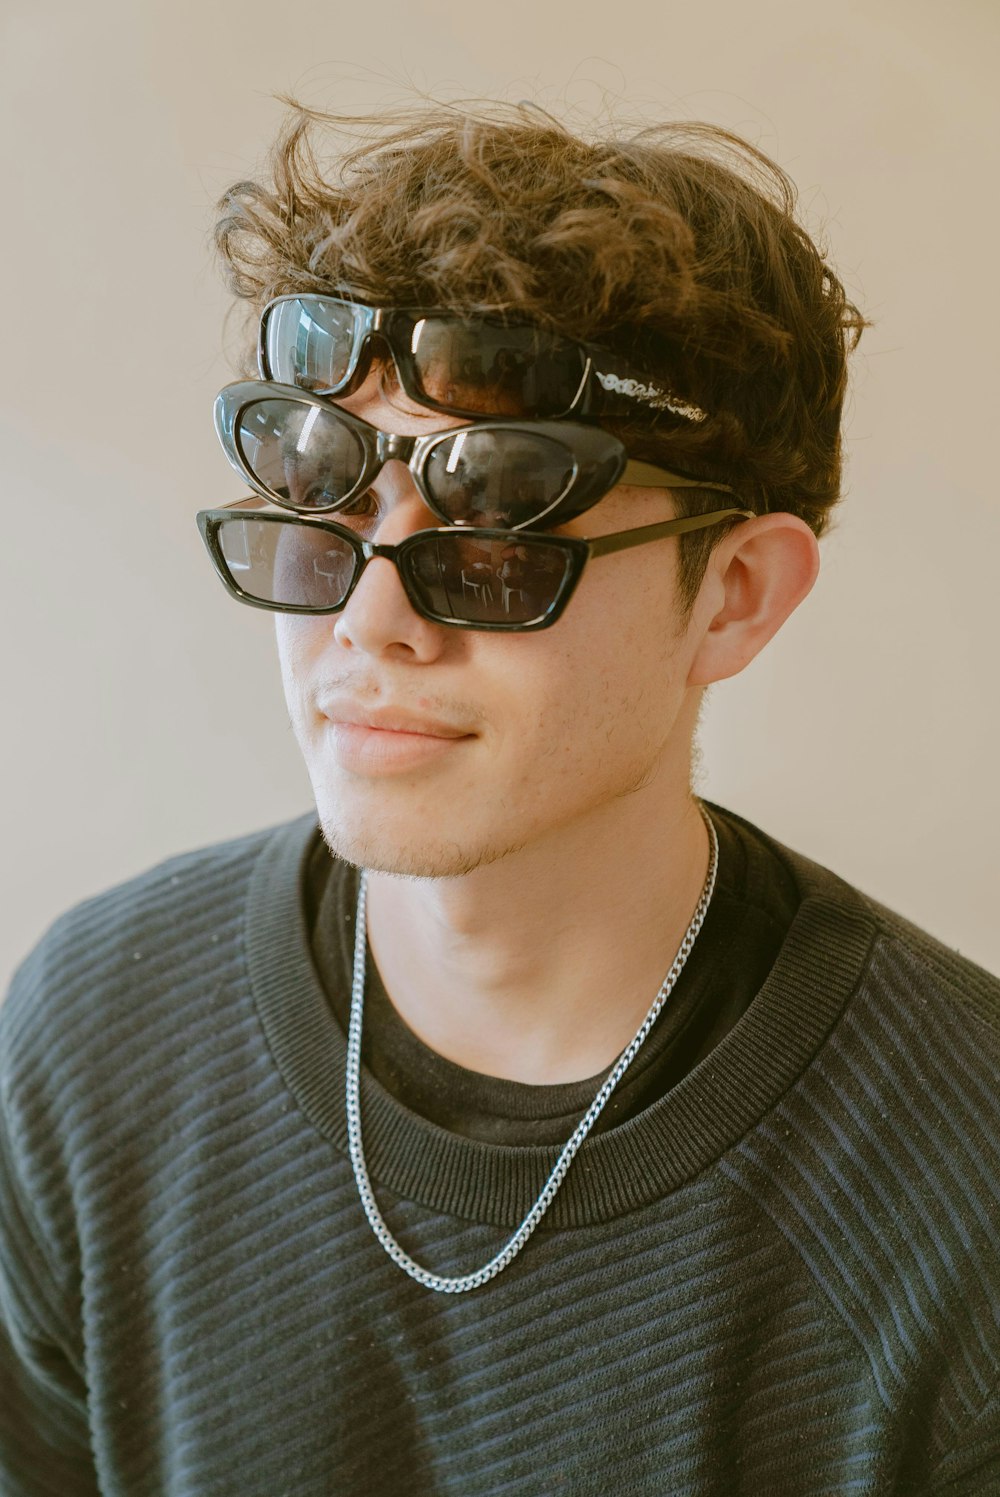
[314,676,487,729]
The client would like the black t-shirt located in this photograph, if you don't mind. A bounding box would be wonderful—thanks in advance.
[306,806,800,1145]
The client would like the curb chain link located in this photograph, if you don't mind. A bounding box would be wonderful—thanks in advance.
[345,805,719,1293]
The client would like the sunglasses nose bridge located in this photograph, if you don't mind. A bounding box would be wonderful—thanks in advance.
[375,430,419,466]
[344,537,394,600]
[359,538,398,562]
[343,535,422,619]
[356,321,408,392]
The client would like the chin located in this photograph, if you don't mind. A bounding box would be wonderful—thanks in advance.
[315,802,529,881]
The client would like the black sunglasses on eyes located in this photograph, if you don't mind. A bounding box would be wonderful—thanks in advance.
[197,498,753,633]
[215,381,734,532]
[258,294,709,426]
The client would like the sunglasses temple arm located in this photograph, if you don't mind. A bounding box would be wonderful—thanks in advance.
[620,462,734,492]
[585,508,754,559]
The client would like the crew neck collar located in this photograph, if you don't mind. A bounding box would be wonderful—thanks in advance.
[245,809,876,1229]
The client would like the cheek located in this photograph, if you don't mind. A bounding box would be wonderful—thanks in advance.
[556,547,684,683]
[275,616,325,725]
[489,558,687,773]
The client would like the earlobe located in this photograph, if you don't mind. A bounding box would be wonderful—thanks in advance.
[686,514,821,687]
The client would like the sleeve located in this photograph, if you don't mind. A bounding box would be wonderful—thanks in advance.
[0,1015,100,1495]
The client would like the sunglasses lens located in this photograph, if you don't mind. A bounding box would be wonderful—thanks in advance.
[233,394,617,528]
[424,428,583,527]
[409,318,587,418]
[235,398,366,510]
[403,534,574,627]
[217,517,357,610]
[265,298,589,418]
[264,297,360,392]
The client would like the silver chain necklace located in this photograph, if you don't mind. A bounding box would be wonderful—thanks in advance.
[345,805,719,1294]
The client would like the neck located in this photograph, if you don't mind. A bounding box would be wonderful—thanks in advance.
[364,775,712,1085]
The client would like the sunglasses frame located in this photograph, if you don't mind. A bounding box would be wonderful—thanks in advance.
[215,381,732,531]
[197,497,754,634]
[256,293,709,425]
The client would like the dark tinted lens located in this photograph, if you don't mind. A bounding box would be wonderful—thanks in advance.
[217,517,357,610]
[409,318,586,418]
[424,429,579,527]
[402,534,574,627]
[236,399,367,510]
[265,298,359,392]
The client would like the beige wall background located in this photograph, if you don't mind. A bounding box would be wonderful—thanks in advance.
[1,0,997,989]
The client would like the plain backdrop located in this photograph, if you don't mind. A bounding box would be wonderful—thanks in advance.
[1,0,998,990]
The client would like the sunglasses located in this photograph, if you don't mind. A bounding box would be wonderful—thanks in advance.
[215,381,733,532]
[197,498,752,633]
[258,294,708,425]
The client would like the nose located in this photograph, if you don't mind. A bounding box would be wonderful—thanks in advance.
[332,464,450,662]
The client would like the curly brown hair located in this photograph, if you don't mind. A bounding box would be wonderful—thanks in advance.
[215,100,866,605]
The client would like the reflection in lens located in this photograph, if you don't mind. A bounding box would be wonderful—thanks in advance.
[410,319,584,417]
[424,430,576,527]
[219,518,357,610]
[266,298,359,392]
[236,399,366,510]
[403,533,573,626]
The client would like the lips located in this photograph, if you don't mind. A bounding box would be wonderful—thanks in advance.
[319,701,472,738]
[317,697,476,774]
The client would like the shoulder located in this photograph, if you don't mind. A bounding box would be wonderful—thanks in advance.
[716,802,1000,1217]
[715,801,1000,1042]
[0,815,318,1095]
[855,890,1000,1039]
[717,810,1000,1447]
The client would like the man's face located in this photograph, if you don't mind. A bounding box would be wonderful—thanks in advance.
[276,373,703,878]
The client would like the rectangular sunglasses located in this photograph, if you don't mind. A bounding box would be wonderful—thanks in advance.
[258,294,709,426]
[215,379,732,531]
[197,498,752,633]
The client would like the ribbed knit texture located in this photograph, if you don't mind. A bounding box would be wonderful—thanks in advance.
[2,811,999,1495]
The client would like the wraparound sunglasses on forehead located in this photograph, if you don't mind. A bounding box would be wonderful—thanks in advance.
[197,497,753,633]
[258,294,709,426]
[215,380,735,531]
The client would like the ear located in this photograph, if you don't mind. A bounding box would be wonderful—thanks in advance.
[685,513,821,687]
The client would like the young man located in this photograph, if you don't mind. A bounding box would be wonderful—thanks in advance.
[2,103,998,1494]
